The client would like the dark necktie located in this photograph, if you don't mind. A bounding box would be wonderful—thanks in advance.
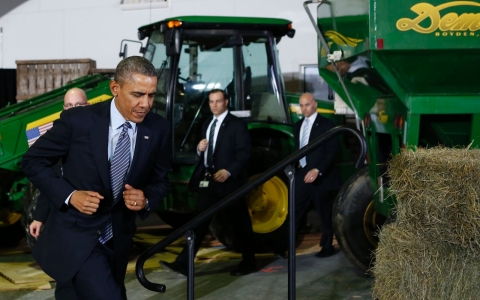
[207,119,217,167]
[99,121,132,244]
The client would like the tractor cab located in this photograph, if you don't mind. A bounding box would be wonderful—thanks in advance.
[138,16,296,164]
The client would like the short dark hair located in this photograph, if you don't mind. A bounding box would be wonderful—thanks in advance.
[114,56,157,85]
[208,89,228,101]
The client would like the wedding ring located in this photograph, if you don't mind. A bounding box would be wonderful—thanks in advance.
[134,201,137,206]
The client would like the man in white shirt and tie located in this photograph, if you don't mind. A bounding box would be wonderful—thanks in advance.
[161,89,256,276]
[293,93,342,258]
[22,56,172,299]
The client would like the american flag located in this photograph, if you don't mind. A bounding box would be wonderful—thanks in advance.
[26,122,54,147]
[24,94,113,147]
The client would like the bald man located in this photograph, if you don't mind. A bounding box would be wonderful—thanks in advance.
[62,87,89,109]
[28,87,89,300]
[293,93,341,258]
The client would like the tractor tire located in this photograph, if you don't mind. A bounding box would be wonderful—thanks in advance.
[333,167,386,273]
[21,183,40,249]
[0,218,24,248]
[0,171,25,248]
[210,147,289,254]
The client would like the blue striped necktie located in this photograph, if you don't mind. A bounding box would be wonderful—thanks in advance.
[99,121,132,244]
[299,118,309,168]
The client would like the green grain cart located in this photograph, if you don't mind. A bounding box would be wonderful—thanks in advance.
[0,16,345,253]
[304,0,480,271]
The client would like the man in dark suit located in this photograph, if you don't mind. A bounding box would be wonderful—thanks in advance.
[28,87,90,300]
[160,89,256,276]
[30,87,90,238]
[294,93,342,258]
[22,56,172,299]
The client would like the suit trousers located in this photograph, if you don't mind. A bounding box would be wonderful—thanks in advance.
[72,241,125,300]
[176,176,255,268]
[294,167,336,250]
[54,281,77,300]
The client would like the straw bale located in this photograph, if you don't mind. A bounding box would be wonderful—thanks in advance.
[372,146,480,299]
[372,223,480,300]
[388,147,480,252]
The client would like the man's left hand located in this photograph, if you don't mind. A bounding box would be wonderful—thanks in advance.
[213,169,230,183]
[124,184,146,211]
[304,169,320,184]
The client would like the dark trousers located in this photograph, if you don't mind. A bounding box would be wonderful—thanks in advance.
[294,167,335,250]
[176,177,255,267]
[54,281,77,300]
[71,241,125,300]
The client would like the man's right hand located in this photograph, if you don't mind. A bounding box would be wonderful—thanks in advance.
[198,139,208,152]
[29,220,43,238]
[70,191,104,215]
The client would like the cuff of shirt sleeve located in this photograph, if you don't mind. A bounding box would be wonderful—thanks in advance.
[144,198,150,211]
[65,190,76,205]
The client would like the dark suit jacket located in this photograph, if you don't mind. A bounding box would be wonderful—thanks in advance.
[33,161,62,222]
[188,112,251,197]
[294,114,342,191]
[22,100,172,282]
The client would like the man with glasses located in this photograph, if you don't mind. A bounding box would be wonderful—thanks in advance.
[28,87,89,300]
[29,87,90,240]
[63,87,90,109]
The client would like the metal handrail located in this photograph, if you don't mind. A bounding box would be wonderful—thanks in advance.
[136,125,367,295]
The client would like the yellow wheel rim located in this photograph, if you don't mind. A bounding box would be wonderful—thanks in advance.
[0,210,22,228]
[246,175,288,233]
[363,201,380,247]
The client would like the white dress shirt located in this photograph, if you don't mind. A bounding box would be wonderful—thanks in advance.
[203,110,228,168]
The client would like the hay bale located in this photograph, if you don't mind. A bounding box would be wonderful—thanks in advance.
[373,223,480,300]
[372,147,480,299]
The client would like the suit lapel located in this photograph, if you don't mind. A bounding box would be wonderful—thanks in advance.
[308,114,322,142]
[295,119,302,150]
[90,102,111,190]
[215,114,230,148]
[127,122,152,184]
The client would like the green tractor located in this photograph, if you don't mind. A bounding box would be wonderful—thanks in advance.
[135,16,348,252]
[304,0,480,271]
[0,16,347,253]
[0,75,113,247]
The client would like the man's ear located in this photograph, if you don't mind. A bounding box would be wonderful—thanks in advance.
[110,80,120,96]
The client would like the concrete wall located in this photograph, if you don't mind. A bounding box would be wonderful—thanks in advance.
[0,0,320,92]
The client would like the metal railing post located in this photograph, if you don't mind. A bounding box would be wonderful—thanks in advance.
[186,230,195,300]
[285,165,296,300]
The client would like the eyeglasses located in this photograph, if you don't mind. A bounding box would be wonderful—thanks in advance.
[63,102,88,108]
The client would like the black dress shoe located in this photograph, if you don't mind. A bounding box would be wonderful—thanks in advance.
[314,247,335,258]
[230,264,256,276]
[159,260,188,277]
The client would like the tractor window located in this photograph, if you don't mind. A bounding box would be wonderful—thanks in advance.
[144,31,169,118]
[243,42,287,123]
[173,42,235,162]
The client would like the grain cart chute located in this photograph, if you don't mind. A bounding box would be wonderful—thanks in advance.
[304,0,480,271]
[0,74,113,247]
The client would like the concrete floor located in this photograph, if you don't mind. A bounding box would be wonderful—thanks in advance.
[0,213,373,300]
